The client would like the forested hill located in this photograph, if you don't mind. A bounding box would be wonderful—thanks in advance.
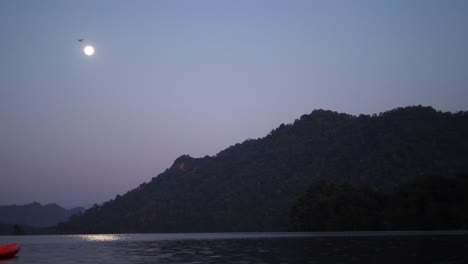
[57,106,468,233]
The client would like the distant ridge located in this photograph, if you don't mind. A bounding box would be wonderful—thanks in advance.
[0,202,84,227]
[58,106,468,233]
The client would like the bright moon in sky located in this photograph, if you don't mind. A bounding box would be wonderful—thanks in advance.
[84,45,95,56]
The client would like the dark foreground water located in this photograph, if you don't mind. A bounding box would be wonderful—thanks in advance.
[1,231,467,263]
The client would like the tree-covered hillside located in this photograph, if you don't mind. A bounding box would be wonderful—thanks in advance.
[57,106,468,233]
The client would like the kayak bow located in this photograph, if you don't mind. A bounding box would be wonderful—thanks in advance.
[0,244,20,258]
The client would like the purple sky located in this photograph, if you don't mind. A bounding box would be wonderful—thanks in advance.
[1,0,467,208]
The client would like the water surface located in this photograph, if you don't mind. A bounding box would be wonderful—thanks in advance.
[1,231,467,263]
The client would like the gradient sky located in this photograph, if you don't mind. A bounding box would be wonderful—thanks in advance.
[1,0,467,208]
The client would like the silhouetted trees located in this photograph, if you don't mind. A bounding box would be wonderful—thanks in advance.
[289,174,468,231]
[289,182,385,231]
[13,224,27,235]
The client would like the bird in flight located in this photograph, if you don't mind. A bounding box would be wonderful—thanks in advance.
[78,39,84,42]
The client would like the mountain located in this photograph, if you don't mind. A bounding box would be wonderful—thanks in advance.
[0,202,84,227]
[57,106,468,233]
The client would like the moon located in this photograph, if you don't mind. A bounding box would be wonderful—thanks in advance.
[84,45,95,56]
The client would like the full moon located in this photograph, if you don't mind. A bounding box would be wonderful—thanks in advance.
[84,45,95,56]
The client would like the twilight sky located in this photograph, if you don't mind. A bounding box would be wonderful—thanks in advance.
[1,0,467,208]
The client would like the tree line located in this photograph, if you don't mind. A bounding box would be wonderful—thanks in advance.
[290,174,468,231]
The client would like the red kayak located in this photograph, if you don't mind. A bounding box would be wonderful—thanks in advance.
[0,244,20,258]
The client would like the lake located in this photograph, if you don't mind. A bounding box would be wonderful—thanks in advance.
[1,231,467,263]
